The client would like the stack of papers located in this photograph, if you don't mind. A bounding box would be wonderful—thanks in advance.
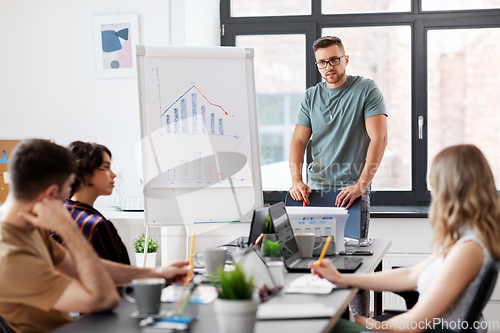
[161,285,218,304]
[285,274,341,294]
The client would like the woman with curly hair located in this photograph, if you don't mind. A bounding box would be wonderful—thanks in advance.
[52,141,130,265]
[311,144,500,332]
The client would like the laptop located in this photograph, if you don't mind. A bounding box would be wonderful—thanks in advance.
[269,202,362,274]
[247,205,270,246]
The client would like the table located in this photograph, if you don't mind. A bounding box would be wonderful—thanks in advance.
[50,239,391,333]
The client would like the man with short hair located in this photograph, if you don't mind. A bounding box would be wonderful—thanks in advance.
[289,36,388,317]
[0,139,187,333]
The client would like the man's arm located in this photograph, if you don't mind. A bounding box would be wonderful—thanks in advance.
[20,199,120,314]
[336,114,387,208]
[289,125,313,203]
[56,250,189,287]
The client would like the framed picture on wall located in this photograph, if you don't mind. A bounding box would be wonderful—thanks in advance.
[93,14,139,78]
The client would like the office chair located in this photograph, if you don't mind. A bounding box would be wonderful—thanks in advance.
[459,258,500,333]
[0,314,13,333]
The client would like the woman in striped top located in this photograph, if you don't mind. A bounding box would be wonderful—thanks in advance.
[52,141,130,265]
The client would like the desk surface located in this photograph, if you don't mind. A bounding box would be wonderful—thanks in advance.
[50,239,391,333]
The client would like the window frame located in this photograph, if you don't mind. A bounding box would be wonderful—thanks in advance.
[220,0,500,206]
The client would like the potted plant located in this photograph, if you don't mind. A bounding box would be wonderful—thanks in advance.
[132,233,159,268]
[213,264,257,333]
[262,240,282,259]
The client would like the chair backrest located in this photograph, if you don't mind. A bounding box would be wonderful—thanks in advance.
[460,258,500,333]
[0,314,13,333]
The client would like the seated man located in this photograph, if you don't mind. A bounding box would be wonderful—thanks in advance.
[0,139,187,333]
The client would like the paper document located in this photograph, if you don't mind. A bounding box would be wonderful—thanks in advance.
[257,302,335,320]
[285,274,341,294]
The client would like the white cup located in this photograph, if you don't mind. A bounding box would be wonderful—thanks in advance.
[267,261,285,288]
[295,233,323,258]
[195,247,227,276]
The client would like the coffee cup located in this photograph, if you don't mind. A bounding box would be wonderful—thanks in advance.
[295,233,323,258]
[195,247,227,276]
[123,278,166,315]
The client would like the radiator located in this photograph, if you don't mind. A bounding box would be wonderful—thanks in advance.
[378,252,430,311]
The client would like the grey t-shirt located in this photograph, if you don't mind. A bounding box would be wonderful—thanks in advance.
[297,75,387,189]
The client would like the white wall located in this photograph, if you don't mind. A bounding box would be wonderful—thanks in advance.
[0,0,219,208]
[0,0,177,209]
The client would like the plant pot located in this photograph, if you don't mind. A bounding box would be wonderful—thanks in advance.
[262,234,277,243]
[135,252,157,268]
[214,298,258,333]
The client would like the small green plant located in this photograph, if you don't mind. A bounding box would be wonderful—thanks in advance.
[264,213,274,234]
[262,240,282,258]
[213,264,254,300]
[132,233,159,253]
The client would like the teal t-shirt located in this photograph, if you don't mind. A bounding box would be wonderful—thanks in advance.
[297,75,387,189]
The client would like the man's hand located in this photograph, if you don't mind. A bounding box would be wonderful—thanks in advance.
[335,183,365,209]
[19,198,73,231]
[289,181,312,204]
[153,260,189,284]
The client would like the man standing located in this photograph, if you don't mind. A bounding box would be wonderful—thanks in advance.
[0,139,187,333]
[289,36,388,317]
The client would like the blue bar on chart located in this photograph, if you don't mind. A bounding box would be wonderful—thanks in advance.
[210,113,215,135]
[181,160,188,179]
[166,115,171,133]
[174,109,179,133]
[181,99,188,134]
[168,169,176,180]
[218,119,224,135]
[192,94,197,134]
[193,152,201,179]
[205,165,212,179]
[201,106,206,134]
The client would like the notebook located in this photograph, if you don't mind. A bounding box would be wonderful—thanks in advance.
[269,202,362,274]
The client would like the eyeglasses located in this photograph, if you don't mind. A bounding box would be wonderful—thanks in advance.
[315,55,346,69]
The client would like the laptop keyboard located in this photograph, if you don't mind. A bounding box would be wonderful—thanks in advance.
[294,258,315,269]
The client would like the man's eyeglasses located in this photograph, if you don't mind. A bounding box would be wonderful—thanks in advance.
[315,55,346,69]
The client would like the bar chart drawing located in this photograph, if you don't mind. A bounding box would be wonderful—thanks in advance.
[159,80,239,140]
[144,60,254,189]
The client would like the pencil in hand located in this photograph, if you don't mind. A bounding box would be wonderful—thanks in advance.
[317,236,332,266]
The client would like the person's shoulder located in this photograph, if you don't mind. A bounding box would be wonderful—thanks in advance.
[349,75,377,88]
[306,81,328,94]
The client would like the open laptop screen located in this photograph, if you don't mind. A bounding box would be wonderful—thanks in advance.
[268,202,300,263]
[248,206,269,246]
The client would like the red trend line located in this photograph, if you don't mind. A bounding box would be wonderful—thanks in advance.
[193,86,229,116]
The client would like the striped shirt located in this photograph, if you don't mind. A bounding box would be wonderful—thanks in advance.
[51,200,130,265]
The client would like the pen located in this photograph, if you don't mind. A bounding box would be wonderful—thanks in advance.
[303,200,307,207]
[254,233,264,247]
[317,236,332,266]
[183,232,196,287]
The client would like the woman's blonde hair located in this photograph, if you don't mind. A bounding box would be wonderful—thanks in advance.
[428,144,500,258]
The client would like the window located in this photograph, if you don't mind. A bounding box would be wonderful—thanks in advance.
[427,28,500,188]
[422,0,500,11]
[322,0,411,14]
[321,26,412,191]
[220,0,500,205]
[236,34,306,190]
[231,0,310,17]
